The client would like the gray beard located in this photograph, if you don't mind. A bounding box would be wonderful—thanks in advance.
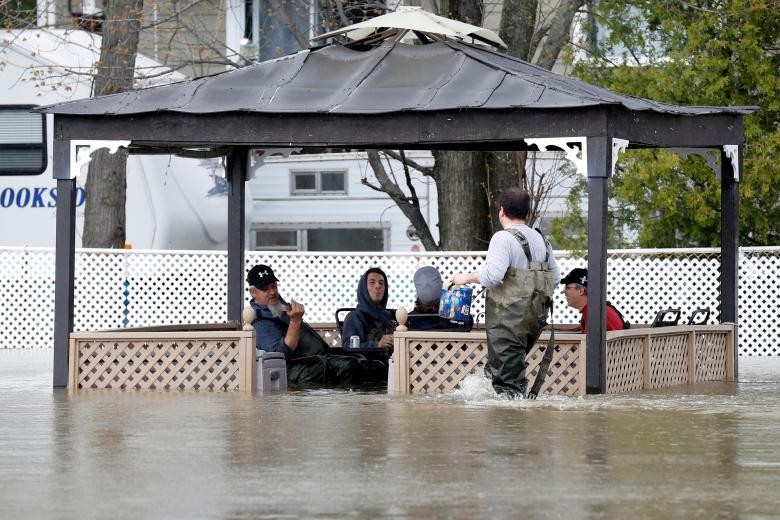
[268,301,290,318]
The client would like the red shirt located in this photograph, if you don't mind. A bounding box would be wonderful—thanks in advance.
[579,304,625,333]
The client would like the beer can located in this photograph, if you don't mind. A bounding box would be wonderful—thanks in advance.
[349,335,360,349]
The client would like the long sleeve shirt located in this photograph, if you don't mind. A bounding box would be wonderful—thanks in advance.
[477,224,561,288]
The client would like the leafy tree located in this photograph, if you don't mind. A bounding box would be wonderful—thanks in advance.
[562,0,780,247]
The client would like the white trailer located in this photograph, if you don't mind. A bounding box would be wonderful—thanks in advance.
[248,151,439,252]
[0,29,236,250]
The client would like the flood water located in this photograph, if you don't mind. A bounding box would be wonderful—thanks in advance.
[1,350,779,519]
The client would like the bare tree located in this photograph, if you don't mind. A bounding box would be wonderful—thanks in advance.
[362,0,586,250]
[82,0,144,248]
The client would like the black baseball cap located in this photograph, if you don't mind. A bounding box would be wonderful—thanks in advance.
[561,268,588,287]
[247,264,279,289]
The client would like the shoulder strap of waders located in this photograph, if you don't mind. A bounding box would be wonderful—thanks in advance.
[535,227,553,265]
[505,227,551,266]
[528,297,554,400]
[504,228,533,264]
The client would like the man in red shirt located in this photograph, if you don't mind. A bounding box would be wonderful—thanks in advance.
[561,268,625,333]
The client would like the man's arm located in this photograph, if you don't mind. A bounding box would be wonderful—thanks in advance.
[452,272,479,285]
[282,301,305,351]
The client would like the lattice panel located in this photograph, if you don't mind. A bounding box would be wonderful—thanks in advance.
[607,253,720,327]
[1,246,778,356]
[606,337,645,393]
[649,334,689,388]
[74,252,126,332]
[125,252,227,327]
[311,324,341,348]
[0,247,55,348]
[245,252,488,324]
[523,342,584,396]
[408,340,488,394]
[694,332,727,382]
[739,250,780,355]
[403,337,584,396]
[73,339,246,391]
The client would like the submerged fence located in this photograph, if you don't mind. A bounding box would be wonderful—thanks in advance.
[1,246,778,355]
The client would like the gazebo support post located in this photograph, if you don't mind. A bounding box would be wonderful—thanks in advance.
[720,145,741,379]
[585,136,611,394]
[53,138,75,387]
[226,147,248,323]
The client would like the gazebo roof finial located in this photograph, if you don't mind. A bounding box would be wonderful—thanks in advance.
[313,6,507,48]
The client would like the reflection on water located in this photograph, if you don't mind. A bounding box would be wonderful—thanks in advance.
[1,349,779,519]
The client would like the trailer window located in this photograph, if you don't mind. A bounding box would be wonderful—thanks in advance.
[0,107,47,176]
[290,170,346,195]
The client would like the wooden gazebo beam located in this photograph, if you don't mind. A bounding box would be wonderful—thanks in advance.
[53,108,744,150]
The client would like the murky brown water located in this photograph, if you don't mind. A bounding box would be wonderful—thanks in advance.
[1,350,779,519]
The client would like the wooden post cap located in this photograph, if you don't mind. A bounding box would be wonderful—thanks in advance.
[242,305,256,331]
[395,307,408,332]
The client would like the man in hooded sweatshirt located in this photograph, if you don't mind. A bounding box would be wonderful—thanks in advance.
[341,267,395,349]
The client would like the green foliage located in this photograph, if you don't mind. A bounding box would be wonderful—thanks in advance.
[570,0,780,246]
[550,174,633,251]
[0,0,37,29]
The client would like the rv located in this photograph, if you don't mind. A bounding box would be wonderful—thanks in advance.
[0,29,236,250]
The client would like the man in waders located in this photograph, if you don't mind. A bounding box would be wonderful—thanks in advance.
[248,264,363,387]
[452,188,560,398]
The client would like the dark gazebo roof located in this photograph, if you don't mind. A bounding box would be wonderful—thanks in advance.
[41,40,754,118]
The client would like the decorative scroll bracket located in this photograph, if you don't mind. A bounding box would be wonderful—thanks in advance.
[526,137,587,175]
[724,145,740,182]
[612,138,628,177]
[70,140,131,180]
[248,148,302,180]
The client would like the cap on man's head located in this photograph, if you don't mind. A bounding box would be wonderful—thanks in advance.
[414,266,443,305]
[561,267,588,287]
[247,264,279,289]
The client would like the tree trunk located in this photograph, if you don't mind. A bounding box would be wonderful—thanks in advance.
[483,0,537,234]
[432,150,491,250]
[82,0,143,248]
[440,0,483,26]
[83,148,129,248]
[535,0,586,70]
[499,0,538,60]
[486,151,527,232]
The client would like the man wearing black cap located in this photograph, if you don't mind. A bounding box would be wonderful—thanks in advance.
[561,268,625,333]
[247,264,361,386]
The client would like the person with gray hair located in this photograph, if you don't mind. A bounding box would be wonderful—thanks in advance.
[247,264,364,387]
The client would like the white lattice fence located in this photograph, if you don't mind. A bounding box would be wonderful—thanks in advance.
[1,247,778,355]
[739,250,780,355]
[68,331,256,392]
[392,331,586,396]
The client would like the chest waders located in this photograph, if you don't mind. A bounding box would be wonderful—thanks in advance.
[254,317,366,387]
[484,228,555,399]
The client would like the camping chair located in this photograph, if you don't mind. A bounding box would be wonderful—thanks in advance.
[335,307,399,333]
[335,308,354,333]
[687,308,711,325]
[650,308,681,328]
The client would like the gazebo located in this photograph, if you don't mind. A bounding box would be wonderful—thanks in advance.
[40,23,754,393]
